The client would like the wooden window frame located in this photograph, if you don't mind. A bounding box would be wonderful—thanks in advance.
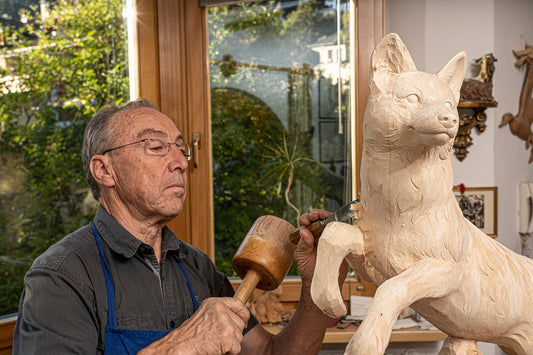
[134,0,214,256]
[0,2,384,351]
[134,0,384,260]
[132,0,383,307]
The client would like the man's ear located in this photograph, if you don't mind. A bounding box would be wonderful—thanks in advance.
[90,155,116,188]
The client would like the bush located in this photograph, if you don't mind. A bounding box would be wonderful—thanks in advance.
[0,0,128,314]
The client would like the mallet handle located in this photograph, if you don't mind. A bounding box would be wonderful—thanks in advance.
[234,269,262,303]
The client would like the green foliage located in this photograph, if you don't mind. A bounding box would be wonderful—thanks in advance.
[211,87,288,275]
[210,85,336,277]
[259,128,317,221]
[209,1,344,276]
[0,0,128,315]
[209,1,335,67]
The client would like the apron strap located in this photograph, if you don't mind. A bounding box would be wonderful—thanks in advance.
[92,222,118,329]
[177,261,199,312]
[92,221,198,330]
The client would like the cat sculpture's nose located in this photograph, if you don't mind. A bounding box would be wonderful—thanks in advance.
[438,113,458,128]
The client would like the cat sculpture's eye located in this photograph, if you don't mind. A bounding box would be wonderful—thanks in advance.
[445,101,453,109]
[406,94,419,103]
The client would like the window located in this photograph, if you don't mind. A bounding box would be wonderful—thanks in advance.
[0,0,129,315]
[207,1,354,276]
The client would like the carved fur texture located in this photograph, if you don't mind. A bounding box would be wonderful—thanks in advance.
[311,33,533,355]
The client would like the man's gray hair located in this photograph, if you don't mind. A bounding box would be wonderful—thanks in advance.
[82,97,159,200]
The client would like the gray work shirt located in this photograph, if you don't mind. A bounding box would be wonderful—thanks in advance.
[13,206,258,354]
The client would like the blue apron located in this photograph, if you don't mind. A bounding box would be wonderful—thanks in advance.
[92,222,199,354]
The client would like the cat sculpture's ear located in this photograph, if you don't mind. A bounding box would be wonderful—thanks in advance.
[371,33,417,77]
[436,51,467,104]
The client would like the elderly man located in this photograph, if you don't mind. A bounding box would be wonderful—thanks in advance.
[13,98,340,354]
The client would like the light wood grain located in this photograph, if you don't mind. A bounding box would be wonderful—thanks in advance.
[312,33,533,355]
[0,316,16,354]
[136,0,160,106]
[232,215,296,303]
[144,0,213,258]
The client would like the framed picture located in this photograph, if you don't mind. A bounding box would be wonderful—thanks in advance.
[453,186,497,237]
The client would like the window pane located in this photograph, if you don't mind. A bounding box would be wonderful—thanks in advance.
[208,1,352,276]
[0,0,129,315]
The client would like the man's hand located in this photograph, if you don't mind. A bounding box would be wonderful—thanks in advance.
[139,297,249,355]
[295,209,348,288]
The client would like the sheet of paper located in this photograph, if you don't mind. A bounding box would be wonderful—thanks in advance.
[349,295,373,320]
[392,317,419,330]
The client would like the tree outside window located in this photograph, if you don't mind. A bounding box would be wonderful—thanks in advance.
[0,0,128,315]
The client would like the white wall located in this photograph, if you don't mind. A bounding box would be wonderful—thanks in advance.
[385,0,533,354]
[493,0,533,252]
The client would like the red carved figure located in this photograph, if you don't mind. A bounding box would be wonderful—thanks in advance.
[499,43,533,163]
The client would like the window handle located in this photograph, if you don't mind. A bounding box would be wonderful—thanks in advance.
[192,132,200,168]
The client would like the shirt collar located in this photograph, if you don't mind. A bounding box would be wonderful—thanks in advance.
[93,206,187,259]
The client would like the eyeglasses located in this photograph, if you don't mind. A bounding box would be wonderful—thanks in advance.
[103,138,192,160]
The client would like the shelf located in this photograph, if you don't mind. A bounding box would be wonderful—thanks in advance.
[454,99,498,161]
[458,100,498,109]
[262,323,447,344]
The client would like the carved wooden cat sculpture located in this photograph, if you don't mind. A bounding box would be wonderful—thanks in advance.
[311,33,533,355]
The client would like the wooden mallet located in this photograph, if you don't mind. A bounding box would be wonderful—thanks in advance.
[232,215,296,303]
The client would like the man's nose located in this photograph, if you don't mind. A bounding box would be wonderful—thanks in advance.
[168,144,189,169]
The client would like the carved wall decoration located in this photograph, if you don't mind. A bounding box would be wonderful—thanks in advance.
[246,286,286,324]
[460,53,497,101]
[499,42,533,163]
[454,53,498,161]
[311,33,533,355]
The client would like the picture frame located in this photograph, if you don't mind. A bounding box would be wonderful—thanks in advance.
[453,186,498,237]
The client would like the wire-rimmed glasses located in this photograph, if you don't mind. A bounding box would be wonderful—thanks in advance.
[102,138,192,160]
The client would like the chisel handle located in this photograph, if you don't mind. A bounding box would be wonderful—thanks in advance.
[288,220,325,244]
